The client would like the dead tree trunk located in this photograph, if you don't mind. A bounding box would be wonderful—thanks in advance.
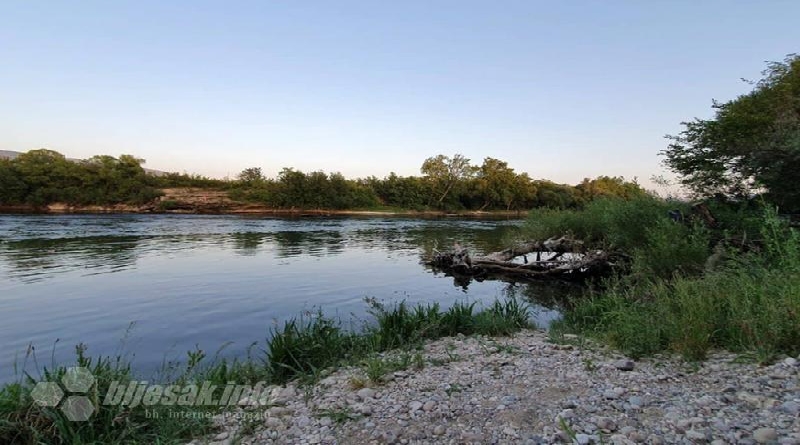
[428,237,616,281]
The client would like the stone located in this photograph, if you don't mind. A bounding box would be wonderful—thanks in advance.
[357,388,376,400]
[408,401,423,412]
[433,425,446,436]
[604,387,626,400]
[781,401,800,415]
[686,430,708,442]
[627,396,645,408]
[614,359,635,371]
[753,428,778,443]
[596,417,617,432]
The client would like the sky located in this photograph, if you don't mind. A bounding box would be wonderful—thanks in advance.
[1,1,798,188]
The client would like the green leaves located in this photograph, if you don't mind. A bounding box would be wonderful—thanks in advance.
[663,54,800,211]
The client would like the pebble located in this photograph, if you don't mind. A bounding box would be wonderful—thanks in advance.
[356,388,376,400]
[753,427,778,443]
[614,359,635,371]
[193,330,800,445]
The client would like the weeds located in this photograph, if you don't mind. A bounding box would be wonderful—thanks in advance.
[2,297,532,444]
[315,407,359,424]
[553,202,800,362]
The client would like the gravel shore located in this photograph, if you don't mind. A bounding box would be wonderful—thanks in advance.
[196,329,800,444]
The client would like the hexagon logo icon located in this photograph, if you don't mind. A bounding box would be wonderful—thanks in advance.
[62,367,95,392]
[31,382,64,407]
[61,396,95,422]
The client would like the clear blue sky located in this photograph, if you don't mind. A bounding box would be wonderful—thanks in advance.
[1,1,798,187]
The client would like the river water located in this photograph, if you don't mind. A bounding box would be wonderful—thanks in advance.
[0,214,572,383]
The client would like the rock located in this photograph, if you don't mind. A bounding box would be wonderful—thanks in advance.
[408,401,423,412]
[753,428,778,443]
[596,417,617,432]
[357,388,376,400]
[686,429,708,442]
[557,409,575,421]
[270,385,297,405]
[603,387,626,400]
[784,357,798,367]
[267,406,292,417]
[575,433,592,444]
[265,417,283,429]
[627,396,645,408]
[381,430,399,444]
[780,401,800,415]
[295,415,311,427]
[614,359,635,371]
[433,425,446,436]
[423,400,437,411]
[503,426,518,437]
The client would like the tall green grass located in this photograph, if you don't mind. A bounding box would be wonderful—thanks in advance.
[553,204,800,362]
[0,344,215,445]
[1,298,532,444]
[525,195,679,251]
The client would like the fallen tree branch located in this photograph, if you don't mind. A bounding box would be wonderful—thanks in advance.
[427,237,615,282]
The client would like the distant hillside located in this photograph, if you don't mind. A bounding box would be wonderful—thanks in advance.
[0,150,166,176]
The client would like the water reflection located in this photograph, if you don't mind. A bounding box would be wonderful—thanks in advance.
[0,217,519,284]
[0,214,576,383]
[229,232,267,254]
[1,236,141,282]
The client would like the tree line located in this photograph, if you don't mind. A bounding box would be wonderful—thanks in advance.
[0,149,646,211]
[228,156,646,211]
[0,150,162,206]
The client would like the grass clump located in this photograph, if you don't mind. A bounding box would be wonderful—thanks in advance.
[0,345,215,445]
[267,298,533,384]
[553,203,800,362]
[2,297,531,444]
[525,195,677,252]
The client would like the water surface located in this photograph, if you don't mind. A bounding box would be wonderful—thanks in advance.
[0,214,571,383]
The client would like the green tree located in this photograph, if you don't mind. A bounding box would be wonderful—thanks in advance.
[663,54,800,210]
[421,154,477,207]
[0,159,26,204]
[476,157,518,210]
[238,167,265,184]
[575,176,646,202]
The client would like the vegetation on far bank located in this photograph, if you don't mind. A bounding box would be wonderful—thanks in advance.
[0,149,646,212]
[0,299,531,444]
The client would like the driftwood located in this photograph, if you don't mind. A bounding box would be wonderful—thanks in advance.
[428,236,616,282]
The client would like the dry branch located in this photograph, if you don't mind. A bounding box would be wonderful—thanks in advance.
[428,237,614,281]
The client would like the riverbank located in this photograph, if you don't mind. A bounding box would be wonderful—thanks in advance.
[0,187,524,217]
[200,330,800,445]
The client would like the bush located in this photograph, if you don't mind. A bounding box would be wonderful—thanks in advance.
[524,195,678,251]
[560,207,800,362]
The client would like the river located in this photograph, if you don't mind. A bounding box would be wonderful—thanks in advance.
[0,214,573,383]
